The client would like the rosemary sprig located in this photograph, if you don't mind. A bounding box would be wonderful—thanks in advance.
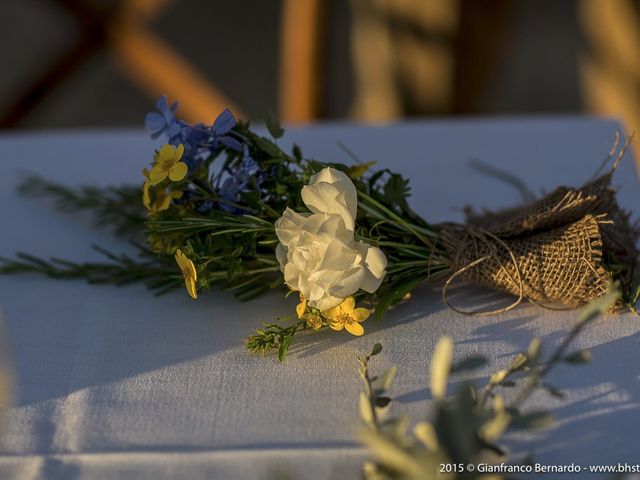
[245,319,309,362]
[17,175,145,236]
[0,245,179,293]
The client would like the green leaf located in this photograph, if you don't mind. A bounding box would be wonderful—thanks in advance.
[489,369,508,385]
[564,350,591,364]
[277,333,294,362]
[479,411,511,441]
[254,136,282,157]
[358,428,424,477]
[413,422,439,451]
[430,337,453,400]
[509,353,528,372]
[265,112,284,139]
[368,169,388,190]
[577,283,620,327]
[527,337,542,364]
[292,144,303,160]
[383,173,411,205]
[347,161,377,179]
[370,343,383,357]
[359,392,374,425]
[374,366,397,393]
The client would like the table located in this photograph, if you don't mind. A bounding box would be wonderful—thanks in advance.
[0,118,639,479]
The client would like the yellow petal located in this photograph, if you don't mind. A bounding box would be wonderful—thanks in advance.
[323,304,341,321]
[342,297,356,312]
[157,194,172,211]
[176,250,197,279]
[175,143,185,160]
[296,301,307,319]
[187,263,197,282]
[168,162,188,182]
[157,144,175,163]
[175,250,185,267]
[186,277,198,299]
[352,308,370,323]
[328,321,344,331]
[148,166,168,186]
[142,182,151,209]
[345,321,364,336]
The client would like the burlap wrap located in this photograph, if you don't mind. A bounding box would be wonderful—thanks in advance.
[438,171,639,314]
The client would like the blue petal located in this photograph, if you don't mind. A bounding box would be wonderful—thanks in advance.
[155,95,169,112]
[220,136,243,151]
[166,120,182,139]
[184,125,209,145]
[212,109,236,135]
[220,177,242,198]
[145,112,166,137]
[242,159,259,176]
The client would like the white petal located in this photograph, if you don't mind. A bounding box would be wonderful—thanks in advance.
[308,168,357,210]
[364,245,387,278]
[358,244,388,293]
[283,263,301,290]
[311,294,344,311]
[302,168,357,231]
[315,214,353,243]
[330,268,368,298]
[275,244,288,270]
[275,208,308,245]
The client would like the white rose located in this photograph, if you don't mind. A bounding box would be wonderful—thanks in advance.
[275,168,387,311]
[301,168,358,231]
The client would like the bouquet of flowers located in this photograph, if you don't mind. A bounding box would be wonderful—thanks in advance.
[2,97,638,360]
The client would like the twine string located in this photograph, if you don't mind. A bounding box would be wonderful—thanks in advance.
[441,227,525,316]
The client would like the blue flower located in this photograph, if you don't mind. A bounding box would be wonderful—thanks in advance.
[210,109,242,151]
[145,96,182,141]
[217,146,262,213]
[174,123,210,169]
[218,177,243,212]
[241,147,259,177]
[146,99,243,158]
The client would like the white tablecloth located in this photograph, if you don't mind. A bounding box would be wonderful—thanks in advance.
[0,118,639,479]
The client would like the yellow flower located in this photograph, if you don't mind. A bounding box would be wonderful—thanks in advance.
[295,292,324,331]
[143,181,182,213]
[323,297,369,336]
[296,292,307,319]
[143,168,182,212]
[149,144,188,185]
[175,249,198,299]
[304,311,323,331]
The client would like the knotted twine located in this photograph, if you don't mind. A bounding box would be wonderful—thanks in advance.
[437,139,639,315]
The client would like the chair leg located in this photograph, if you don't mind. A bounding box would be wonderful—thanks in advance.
[279,0,326,123]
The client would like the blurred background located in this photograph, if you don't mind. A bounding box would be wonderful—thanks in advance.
[1,0,640,132]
